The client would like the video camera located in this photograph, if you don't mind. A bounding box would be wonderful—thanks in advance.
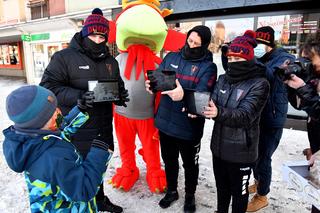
[276,57,313,81]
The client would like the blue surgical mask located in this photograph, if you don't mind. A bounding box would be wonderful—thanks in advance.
[254,44,267,58]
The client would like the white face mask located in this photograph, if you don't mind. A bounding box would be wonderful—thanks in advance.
[254,44,267,58]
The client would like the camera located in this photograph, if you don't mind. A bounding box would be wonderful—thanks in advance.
[276,57,313,81]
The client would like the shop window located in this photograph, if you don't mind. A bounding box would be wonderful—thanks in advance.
[257,13,320,57]
[0,42,23,70]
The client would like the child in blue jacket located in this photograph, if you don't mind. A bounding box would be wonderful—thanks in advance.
[3,85,112,213]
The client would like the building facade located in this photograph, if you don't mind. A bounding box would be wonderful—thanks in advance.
[0,0,119,83]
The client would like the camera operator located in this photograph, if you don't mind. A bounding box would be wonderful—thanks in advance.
[284,33,320,213]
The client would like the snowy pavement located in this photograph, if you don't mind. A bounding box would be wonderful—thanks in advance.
[0,76,312,212]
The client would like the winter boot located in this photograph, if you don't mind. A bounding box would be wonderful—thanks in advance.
[184,193,196,213]
[159,190,179,208]
[97,196,123,213]
[248,180,258,194]
[246,194,268,212]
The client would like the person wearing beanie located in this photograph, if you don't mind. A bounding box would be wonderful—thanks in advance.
[40,8,127,213]
[3,85,113,212]
[201,30,270,213]
[145,25,217,212]
[247,26,295,212]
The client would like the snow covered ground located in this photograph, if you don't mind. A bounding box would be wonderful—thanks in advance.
[0,76,312,212]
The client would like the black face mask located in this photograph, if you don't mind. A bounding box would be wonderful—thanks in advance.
[226,60,263,84]
[181,43,208,60]
[82,37,108,60]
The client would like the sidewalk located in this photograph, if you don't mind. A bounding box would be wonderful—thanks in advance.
[0,76,312,212]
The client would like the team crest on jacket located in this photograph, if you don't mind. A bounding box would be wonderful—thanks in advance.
[106,64,112,76]
[191,65,199,74]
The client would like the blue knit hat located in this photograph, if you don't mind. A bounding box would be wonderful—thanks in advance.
[6,85,57,129]
[81,8,109,39]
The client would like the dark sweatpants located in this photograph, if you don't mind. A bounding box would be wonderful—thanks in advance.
[307,118,320,213]
[159,131,201,194]
[212,157,253,213]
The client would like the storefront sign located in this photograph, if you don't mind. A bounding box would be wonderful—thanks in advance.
[21,34,31,42]
[21,33,50,42]
[31,33,50,41]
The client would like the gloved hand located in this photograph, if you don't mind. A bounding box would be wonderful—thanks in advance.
[114,89,130,107]
[77,91,94,111]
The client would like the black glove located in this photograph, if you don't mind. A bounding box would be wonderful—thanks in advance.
[114,89,130,107]
[77,91,94,111]
[147,69,176,92]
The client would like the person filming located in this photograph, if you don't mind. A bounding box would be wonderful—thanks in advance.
[284,32,320,213]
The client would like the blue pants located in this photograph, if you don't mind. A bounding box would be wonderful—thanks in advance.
[253,127,283,196]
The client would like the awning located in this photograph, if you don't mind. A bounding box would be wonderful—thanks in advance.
[27,0,46,8]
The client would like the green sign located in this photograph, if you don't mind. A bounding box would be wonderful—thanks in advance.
[21,34,31,42]
[21,33,50,42]
[31,33,50,41]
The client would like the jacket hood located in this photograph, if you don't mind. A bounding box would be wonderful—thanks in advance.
[69,32,85,53]
[2,126,58,173]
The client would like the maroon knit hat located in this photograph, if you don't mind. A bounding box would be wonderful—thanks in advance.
[81,8,109,39]
[227,30,257,61]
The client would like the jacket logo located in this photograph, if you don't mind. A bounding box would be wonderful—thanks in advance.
[236,89,244,101]
[79,65,89,70]
[191,65,199,74]
[170,64,178,69]
[220,89,226,94]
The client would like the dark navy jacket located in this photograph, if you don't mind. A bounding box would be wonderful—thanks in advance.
[155,51,217,141]
[258,47,295,128]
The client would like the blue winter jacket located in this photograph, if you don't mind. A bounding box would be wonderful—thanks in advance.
[259,47,295,128]
[155,51,217,141]
[3,107,112,213]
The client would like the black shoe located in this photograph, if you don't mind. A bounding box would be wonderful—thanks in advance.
[97,196,123,213]
[184,193,196,213]
[159,190,179,208]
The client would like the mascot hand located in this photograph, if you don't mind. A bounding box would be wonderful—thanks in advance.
[146,169,167,193]
[111,166,139,191]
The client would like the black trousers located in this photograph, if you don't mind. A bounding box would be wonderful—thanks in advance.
[307,118,320,154]
[159,131,201,194]
[212,156,253,213]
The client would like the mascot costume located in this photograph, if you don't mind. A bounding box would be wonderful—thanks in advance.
[107,0,186,193]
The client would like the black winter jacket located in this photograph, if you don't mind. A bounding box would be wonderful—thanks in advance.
[40,33,125,154]
[287,78,320,122]
[210,75,270,164]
